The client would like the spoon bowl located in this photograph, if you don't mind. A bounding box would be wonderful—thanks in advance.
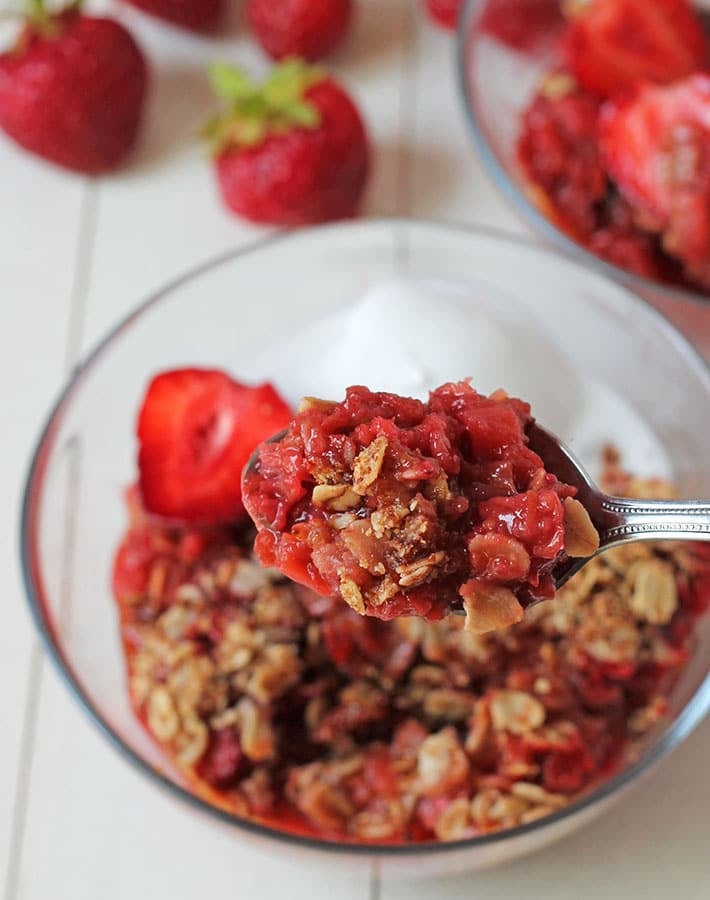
[244,420,710,603]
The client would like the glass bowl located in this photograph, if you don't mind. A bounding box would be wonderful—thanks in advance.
[456,0,709,308]
[21,220,710,877]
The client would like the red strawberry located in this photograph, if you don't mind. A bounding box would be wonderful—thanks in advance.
[119,0,224,33]
[600,75,710,288]
[0,4,147,174]
[425,0,461,29]
[248,0,352,61]
[204,61,370,226]
[137,368,292,525]
[562,0,708,99]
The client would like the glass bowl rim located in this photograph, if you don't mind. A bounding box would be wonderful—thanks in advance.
[19,217,710,857]
[455,0,709,307]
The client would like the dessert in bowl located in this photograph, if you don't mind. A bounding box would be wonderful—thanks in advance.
[458,0,710,303]
[21,221,710,874]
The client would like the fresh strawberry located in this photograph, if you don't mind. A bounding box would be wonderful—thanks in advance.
[119,0,224,32]
[600,75,710,288]
[425,0,461,29]
[562,0,708,99]
[247,0,352,61]
[204,61,370,225]
[137,369,293,525]
[0,3,147,174]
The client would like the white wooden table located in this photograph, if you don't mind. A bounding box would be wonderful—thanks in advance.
[3,3,709,897]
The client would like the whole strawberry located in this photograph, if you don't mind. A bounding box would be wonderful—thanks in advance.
[248,0,352,61]
[204,61,370,225]
[0,2,147,174]
[119,0,224,32]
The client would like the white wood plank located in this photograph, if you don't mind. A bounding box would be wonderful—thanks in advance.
[380,719,710,899]
[13,2,409,898]
[0,143,85,889]
[82,0,408,346]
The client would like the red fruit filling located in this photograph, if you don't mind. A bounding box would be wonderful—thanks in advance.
[242,383,599,630]
[518,70,709,292]
[113,458,710,843]
[514,0,710,294]
[600,75,710,289]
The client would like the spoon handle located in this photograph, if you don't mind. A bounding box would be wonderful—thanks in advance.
[597,495,710,548]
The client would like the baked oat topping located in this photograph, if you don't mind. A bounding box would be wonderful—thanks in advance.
[113,456,710,844]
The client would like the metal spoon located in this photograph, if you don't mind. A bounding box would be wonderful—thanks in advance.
[244,423,710,594]
[527,422,710,589]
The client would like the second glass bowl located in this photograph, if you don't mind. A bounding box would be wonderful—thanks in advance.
[457,0,710,307]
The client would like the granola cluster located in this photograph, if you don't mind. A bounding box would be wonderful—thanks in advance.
[114,460,709,844]
[243,383,599,630]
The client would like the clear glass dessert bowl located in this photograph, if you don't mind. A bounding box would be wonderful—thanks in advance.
[456,0,709,308]
[21,220,710,876]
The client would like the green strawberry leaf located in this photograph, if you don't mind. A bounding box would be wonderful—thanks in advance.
[283,101,321,129]
[209,62,255,103]
[204,60,326,155]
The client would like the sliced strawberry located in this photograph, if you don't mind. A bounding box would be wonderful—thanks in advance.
[600,75,710,288]
[562,0,708,99]
[137,369,292,524]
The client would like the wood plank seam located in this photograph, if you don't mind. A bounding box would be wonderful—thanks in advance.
[3,181,98,900]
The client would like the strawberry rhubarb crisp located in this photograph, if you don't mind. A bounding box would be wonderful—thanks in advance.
[516,0,710,293]
[113,367,710,842]
[242,383,599,632]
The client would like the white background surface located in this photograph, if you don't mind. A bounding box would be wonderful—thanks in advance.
[2,2,709,898]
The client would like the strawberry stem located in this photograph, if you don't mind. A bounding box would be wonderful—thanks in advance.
[203,60,327,156]
[4,0,84,27]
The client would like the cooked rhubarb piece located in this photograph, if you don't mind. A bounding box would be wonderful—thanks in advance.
[242,383,599,631]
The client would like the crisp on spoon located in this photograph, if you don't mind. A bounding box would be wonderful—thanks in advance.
[242,384,710,632]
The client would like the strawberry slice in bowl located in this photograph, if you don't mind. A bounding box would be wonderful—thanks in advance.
[137,368,292,525]
[600,74,710,291]
[562,0,708,99]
